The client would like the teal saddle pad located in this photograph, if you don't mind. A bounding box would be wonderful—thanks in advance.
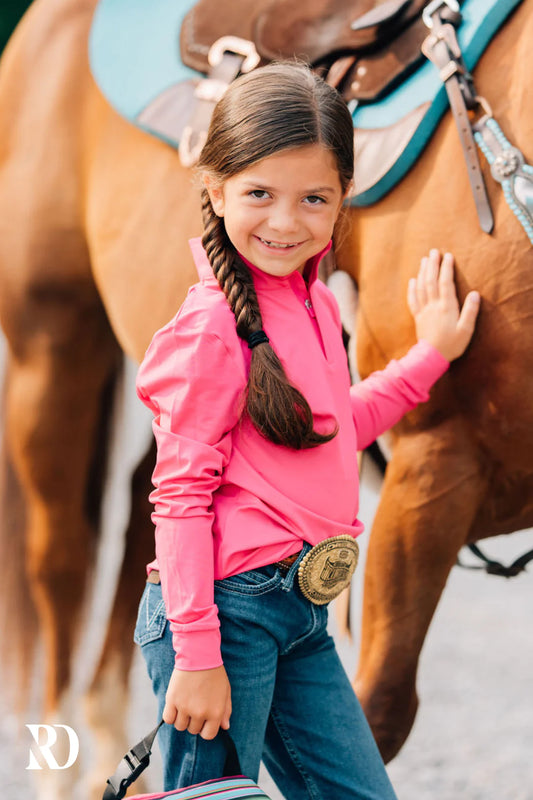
[89,0,522,206]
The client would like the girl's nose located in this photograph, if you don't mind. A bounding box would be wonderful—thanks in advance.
[268,203,300,234]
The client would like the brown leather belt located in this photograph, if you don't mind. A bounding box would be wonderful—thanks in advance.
[146,551,301,584]
[146,537,359,605]
[146,554,302,585]
[274,552,302,575]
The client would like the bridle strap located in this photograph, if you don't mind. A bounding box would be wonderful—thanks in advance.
[421,1,494,233]
[457,542,533,578]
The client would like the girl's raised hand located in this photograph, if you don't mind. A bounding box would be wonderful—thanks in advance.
[407,250,480,362]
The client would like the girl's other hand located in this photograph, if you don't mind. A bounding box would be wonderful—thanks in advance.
[163,664,232,740]
[407,250,480,362]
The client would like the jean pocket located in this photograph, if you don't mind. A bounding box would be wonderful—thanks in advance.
[214,565,282,596]
[133,582,167,645]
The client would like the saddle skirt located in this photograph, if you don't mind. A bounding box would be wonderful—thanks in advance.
[89,0,522,206]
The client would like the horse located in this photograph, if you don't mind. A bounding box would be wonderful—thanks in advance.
[0,0,531,797]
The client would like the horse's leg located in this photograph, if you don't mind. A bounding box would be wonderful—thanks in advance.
[0,278,120,798]
[4,308,119,704]
[84,439,156,797]
[355,420,487,763]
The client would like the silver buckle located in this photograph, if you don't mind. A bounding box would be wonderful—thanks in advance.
[422,0,460,29]
[208,36,261,74]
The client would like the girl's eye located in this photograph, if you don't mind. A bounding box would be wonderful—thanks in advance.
[249,190,270,200]
[304,195,325,205]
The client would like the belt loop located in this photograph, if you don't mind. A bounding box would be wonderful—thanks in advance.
[280,543,311,592]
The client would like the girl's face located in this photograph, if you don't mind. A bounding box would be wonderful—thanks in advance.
[205,144,347,277]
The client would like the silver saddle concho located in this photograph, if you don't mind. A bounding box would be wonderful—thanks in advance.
[297,535,359,605]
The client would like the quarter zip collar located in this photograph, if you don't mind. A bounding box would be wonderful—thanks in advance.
[238,240,332,292]
[189,237,333,291]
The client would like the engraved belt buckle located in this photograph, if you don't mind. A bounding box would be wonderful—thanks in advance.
[297,535,359,605]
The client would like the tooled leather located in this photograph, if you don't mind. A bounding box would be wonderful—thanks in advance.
[253,0,427,64]
[180,0,426,70]
[180,0,271,74]
[341,17,428,103]
[180,0,434,103]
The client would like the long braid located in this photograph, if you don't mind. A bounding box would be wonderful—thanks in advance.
[201,189,261,337]
[201,190,338,449]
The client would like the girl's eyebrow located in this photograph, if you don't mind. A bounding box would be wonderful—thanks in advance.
[241,181,337,194]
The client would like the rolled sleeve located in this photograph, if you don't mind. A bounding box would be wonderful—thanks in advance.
[137,314,244,669]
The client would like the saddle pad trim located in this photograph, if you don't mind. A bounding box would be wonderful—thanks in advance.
[89,0,198,128]
[89,0,523,205]
[351,0,523,205]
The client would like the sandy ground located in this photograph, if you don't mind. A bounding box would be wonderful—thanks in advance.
[0,360,532,800]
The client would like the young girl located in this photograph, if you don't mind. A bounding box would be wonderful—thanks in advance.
[134,62,479,798]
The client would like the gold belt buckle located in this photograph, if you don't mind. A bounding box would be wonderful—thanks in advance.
[297,535,359,605]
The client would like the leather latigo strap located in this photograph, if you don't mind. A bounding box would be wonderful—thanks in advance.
[421,6,494,234]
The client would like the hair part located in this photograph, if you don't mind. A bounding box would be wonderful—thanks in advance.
[198,62,354,449]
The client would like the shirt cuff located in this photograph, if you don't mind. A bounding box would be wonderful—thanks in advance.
[400,339,450,389]
[172,626,223,671]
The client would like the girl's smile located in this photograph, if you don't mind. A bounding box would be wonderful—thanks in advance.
[205,144,346,277]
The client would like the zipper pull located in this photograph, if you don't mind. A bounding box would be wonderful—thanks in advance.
[304,298,316,318]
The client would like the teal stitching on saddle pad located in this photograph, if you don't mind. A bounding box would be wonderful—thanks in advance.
[89,0,198,145]
[474,118,533,245]
[351,0,523,206]
[89,0,523,204]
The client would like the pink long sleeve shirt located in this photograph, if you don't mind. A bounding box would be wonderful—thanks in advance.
[136,238,449,671]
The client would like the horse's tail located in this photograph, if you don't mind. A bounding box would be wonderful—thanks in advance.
[0,356,38,711]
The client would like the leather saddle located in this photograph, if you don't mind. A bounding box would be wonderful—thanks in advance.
[169,0,459,164]
[180,0,441,102]
[89,0,522,205]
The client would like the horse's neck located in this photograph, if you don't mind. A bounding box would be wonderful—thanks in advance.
[477,0,532,140]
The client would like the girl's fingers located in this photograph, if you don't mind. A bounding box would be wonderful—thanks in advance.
[221,696,232,730]
[438,252,456,303]
[175,710,191,732]
[424,250,440,301]
[199,719,221,741]
[162,702,177,726]
[187,715,206,736]
[456,291,481,345]
[416,257,428,307]
[407,277,419,315]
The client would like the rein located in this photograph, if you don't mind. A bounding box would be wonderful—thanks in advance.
[457,542,533,578]
[360,441,533,581]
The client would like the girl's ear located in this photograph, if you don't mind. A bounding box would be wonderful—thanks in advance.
[202,173,225,217]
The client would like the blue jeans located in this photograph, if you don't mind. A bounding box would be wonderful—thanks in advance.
[134,549,398,800]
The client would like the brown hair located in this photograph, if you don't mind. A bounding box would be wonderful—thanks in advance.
[197,62,354,449]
